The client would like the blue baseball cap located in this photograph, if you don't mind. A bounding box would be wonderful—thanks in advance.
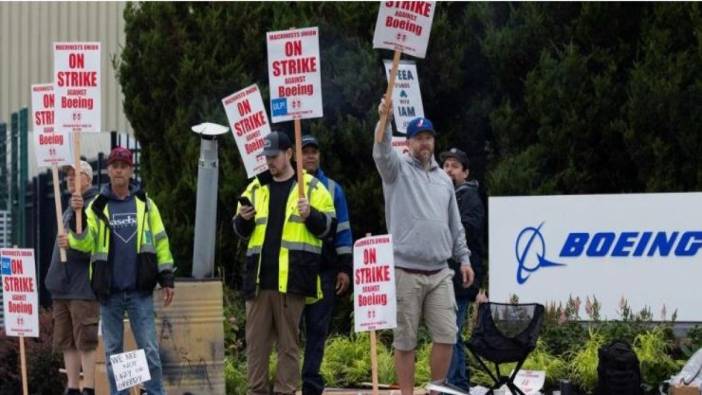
[406,117,436,139]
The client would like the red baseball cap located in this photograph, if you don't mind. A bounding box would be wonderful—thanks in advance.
[107,146,133,166]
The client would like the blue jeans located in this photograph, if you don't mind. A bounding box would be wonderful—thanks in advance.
[101,291,164,395]
[447,295,471,391]
[301,270,337,395]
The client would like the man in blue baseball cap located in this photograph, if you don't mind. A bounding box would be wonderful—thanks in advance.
[373,98,474,395]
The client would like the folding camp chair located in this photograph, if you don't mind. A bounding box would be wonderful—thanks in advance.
[466,302,545,395]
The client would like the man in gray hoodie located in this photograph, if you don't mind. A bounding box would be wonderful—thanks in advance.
[373,99,474,395]
[44,160,99,395]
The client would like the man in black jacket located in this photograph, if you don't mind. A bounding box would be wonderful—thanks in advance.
[440,147,486,392]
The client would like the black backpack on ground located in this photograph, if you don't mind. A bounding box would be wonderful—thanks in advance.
[595,340,644,395]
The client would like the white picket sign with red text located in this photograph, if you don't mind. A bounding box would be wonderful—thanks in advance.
[267,27,323,123]
[1,249,39,338]
[222,84,271,178]
[31,83,73,167]
[373,1,436,58]
[53,42,101,133]
[353,235,397,332]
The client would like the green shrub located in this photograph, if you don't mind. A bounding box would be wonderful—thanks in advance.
[414,342,432,385]
[569,329,605,393]
[224,356,247,395]
[320,332,396,387]
[523,340,571,388]
[634,327,682,391]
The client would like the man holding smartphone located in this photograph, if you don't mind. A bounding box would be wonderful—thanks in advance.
[232,131,336,395]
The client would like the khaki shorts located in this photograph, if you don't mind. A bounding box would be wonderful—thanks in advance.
[393,267,457,351]
[52,299,100,352]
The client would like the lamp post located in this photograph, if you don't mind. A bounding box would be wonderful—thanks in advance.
[190,122,228,279]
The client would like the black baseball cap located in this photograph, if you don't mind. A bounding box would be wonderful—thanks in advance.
[301,135,319,149]
[439,147,470,170]
[261,131,292,156]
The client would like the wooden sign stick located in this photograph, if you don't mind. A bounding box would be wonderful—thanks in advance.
[19,335,28,395]
[73,130,82,233]
[375,49,402,143]
[370,329,380,395]
[294,117,305,198]
[51,164,67,262]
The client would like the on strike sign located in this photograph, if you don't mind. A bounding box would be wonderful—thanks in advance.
[353,235,397,332]
[267,27,323,123]
[32,83,73,167]
[222,84,271,178]
[373,1,436,58]
[384,60,424,133]
[1,248,39,337]
[53,42,101,133]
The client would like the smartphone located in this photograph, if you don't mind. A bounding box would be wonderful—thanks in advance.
[238,196,252,207]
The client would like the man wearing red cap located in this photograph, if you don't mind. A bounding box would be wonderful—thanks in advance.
[59,146,174,395]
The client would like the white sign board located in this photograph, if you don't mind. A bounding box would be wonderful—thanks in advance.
[222,84,271,178]
[1,248,39,337]
[110,349,151,391]
[489,193,702,321]
[32,83,73,167]
[384,60,424,133]
[512,370,546,395]
[53,42,101,133]
[267,27,323,123]
[354,235,397,332]
[373,1,436,58]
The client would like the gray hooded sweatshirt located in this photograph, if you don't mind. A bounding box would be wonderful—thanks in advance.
[45,186,99,300]
[372,123,471,271]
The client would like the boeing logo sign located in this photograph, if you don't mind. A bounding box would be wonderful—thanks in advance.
[491,193,702,321]
[515,223,564,284]
[515,223,702,284]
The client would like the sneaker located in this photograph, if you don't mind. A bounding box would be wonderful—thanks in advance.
[81,388,95,395]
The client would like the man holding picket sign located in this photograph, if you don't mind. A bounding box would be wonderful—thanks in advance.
[45,161,99,395]
[374,102,474,395]
[372,3,475,393]
[32,81,99,395]
[59,147,175,395]
[232,131,336,395]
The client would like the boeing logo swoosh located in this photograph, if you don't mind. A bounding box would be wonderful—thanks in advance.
[515,223,565,284]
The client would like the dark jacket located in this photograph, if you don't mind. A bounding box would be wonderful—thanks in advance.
[45,186,99,300]
[450,179,486,300]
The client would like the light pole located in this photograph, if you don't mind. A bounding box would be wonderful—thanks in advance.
[190,122,228,279]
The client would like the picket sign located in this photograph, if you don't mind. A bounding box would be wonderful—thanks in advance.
[266,27,323,198]
[54,42,101,233]
[32,83,71,262]
[109,349,151,391]
[221,84,271,178]
[354,234,398,395]
[372,1,436,143]
[1,248,39,395]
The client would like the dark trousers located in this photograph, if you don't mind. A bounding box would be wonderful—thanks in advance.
[301,269,337,395]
